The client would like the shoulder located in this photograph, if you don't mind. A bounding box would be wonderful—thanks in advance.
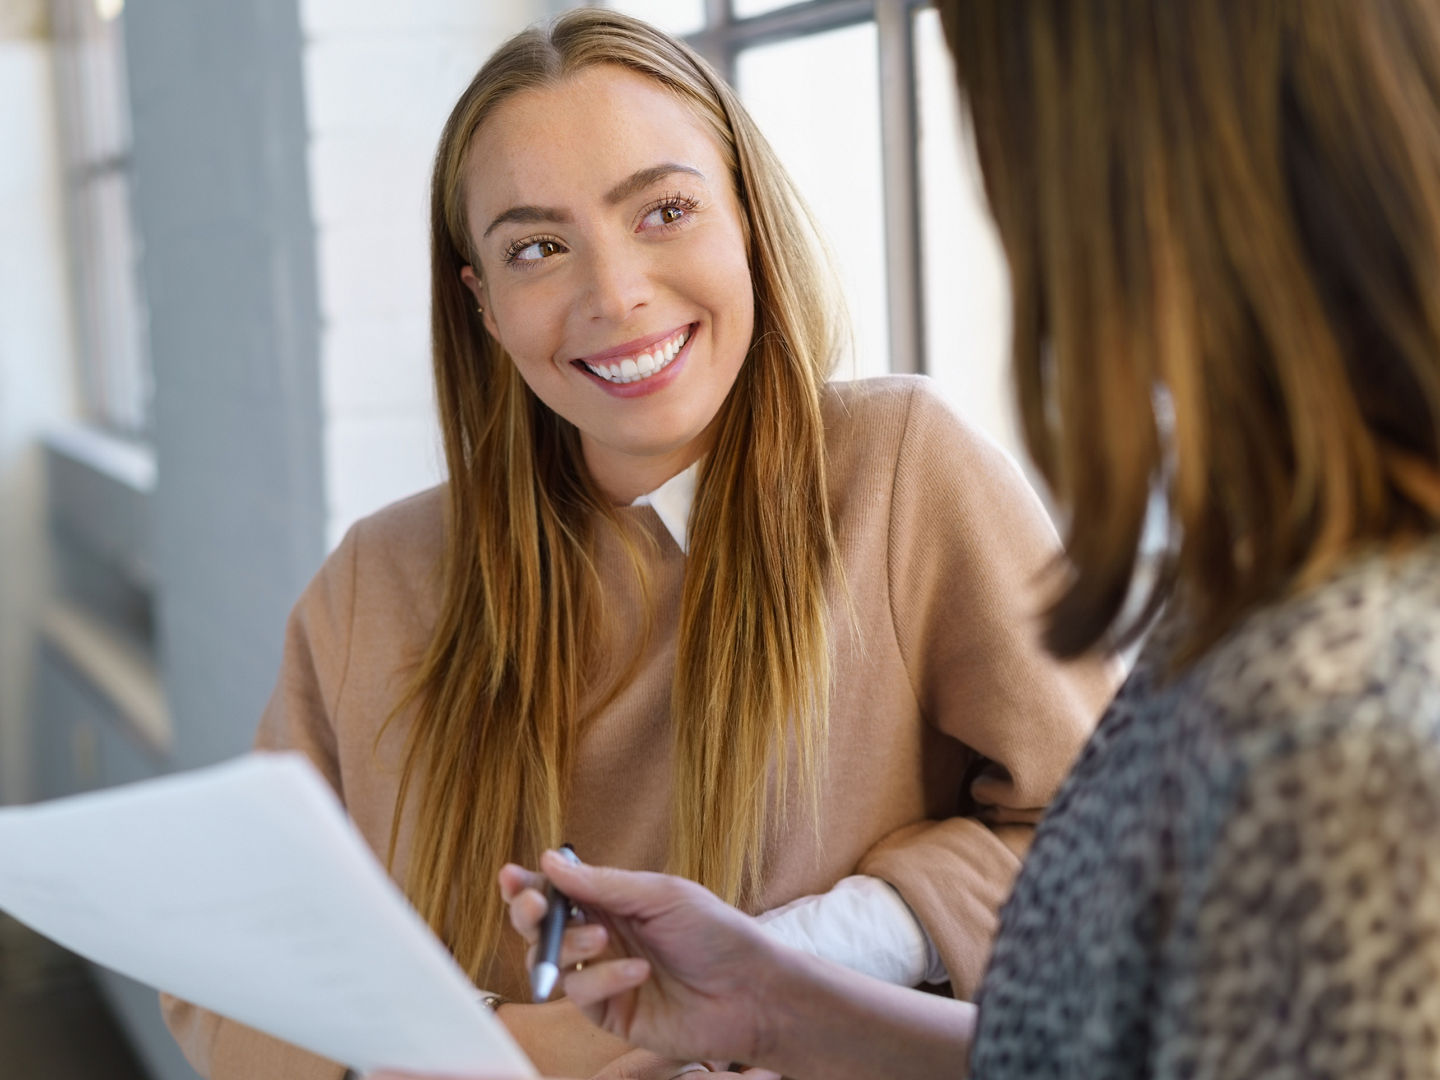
[1177,588,1440,1062]
[1188,542,1440,758]
[1150,543,1440,881]
[821,374,1032,503]
[314,484,448,621]
[345,484,447,565]
[822,373,972,449]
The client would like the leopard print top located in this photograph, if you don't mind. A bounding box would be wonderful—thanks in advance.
[970,543,1440,1078]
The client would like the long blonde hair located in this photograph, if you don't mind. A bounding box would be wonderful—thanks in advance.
[942,0,1440,663]
[392,9,845,983]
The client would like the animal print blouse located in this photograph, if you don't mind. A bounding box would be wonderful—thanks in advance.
[970,542,1440,1078]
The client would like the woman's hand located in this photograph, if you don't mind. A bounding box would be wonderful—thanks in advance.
[498,852,786,1069]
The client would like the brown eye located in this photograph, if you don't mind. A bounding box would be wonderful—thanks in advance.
[640,199,697,231]
[508,237,566,263]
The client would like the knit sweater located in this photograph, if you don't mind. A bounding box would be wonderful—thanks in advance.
[163,375,1116,1079]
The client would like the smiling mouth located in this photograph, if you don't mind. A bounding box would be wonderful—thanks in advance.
[574,325,693,385]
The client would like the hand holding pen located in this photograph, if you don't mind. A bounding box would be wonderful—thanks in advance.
[497,851,784,1076]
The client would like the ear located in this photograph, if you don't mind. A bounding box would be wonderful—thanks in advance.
[460,264,500,339]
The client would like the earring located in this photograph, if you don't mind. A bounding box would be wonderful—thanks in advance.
[476,305,484,315]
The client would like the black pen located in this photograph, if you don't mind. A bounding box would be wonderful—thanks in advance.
[530,843,580,1002]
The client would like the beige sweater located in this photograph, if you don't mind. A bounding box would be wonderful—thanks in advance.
[163,376,1117,1079]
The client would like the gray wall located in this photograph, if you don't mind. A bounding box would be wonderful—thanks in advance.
[128,0,327,774]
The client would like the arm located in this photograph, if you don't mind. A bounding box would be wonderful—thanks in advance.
[860,382,1118,995]
[756,875,943,986]
[494,1002,664,1079]
[505,854,975,1080]
[1172,723,1440,1077]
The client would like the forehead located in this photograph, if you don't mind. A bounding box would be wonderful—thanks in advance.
[465,64,728,216]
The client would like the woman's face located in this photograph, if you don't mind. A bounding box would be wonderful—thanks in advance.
[462,64,755,502]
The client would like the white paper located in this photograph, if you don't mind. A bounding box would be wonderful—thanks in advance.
[0,752,537,1078]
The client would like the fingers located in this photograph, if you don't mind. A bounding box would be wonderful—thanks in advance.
[503,883,549,945]
[501,875,611,968]
[560,956,651,1009]
[498,862,547,902]
[553,923,610,969]
[538,850,699,917]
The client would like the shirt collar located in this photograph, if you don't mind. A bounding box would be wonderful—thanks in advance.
[629,460,700,554]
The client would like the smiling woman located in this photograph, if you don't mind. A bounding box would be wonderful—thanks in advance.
[459,66,755,501]
[160,10,1116,1080]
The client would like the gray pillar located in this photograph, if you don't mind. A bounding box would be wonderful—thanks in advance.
[126,0,326,771]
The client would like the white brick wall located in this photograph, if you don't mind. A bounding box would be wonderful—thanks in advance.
[320,316,433,414]
[301,0,547,545]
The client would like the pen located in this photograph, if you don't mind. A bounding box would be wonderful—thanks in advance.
[530,843,580,1002]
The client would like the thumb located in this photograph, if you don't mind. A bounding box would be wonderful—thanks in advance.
[538,851,691,918]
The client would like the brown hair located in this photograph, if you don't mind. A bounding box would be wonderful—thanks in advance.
[393,9,844,983]
[940,0,1440,662]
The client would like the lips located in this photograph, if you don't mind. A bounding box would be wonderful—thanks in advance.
[571,322,698,399]
[573,324,694,386]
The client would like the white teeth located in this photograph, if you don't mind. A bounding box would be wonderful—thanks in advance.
[584,327,691,385]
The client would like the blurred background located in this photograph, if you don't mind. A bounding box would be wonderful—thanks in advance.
[0,0,1010,1076]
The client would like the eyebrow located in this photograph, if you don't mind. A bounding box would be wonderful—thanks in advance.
[481,163,707,240]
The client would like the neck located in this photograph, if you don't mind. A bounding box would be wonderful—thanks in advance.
[583,438,710,505]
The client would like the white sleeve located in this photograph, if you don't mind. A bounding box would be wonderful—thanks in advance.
[755,874,948,986]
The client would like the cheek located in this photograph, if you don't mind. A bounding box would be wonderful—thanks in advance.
[722,263,757,359]
[489,290,563,376]
[695,233,756,345]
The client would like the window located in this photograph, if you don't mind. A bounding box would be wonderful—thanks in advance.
[50,0,151,437]
[604,0,1018,455]
[43,0,165,756]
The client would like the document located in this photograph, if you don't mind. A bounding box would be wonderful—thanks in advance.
[0,753,537,1078]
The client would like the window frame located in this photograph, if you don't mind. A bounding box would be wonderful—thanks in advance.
[685,0,932,375]
[50,0,152,437]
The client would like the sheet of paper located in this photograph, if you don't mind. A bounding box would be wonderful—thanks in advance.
[0,752,537,1078]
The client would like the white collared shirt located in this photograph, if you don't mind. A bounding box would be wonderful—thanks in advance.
[628,460,701,554]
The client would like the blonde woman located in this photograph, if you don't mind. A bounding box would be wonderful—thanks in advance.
[162,10,1113,1080]
[486,1,1440,1078]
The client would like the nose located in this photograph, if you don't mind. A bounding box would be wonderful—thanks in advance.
[581,241,652,323]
